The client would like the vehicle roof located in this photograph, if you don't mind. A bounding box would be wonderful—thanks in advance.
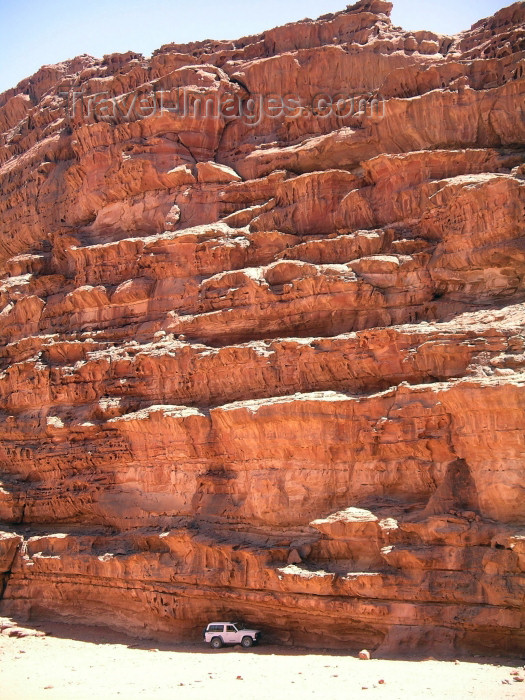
[207,621,238,625]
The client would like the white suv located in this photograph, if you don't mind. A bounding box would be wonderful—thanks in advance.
[203,622,261,648]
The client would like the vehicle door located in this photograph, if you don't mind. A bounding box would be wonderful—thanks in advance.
[223,624,239,643]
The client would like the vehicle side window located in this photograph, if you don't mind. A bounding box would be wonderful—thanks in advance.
[226,625,235,632]
[208,625,223,632]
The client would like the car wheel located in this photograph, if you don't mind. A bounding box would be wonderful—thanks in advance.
[241,636,253,648]
[210,637,223,649]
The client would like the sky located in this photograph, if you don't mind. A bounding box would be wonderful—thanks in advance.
[0,0,512,95]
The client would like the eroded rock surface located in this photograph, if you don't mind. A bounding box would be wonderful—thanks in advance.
[0,0,524,655]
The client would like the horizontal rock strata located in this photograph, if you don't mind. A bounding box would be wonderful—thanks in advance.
[0,0,524,655]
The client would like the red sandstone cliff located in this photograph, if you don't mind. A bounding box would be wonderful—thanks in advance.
[0,0,524,655]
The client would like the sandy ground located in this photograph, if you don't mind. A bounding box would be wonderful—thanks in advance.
[0,621,524,700]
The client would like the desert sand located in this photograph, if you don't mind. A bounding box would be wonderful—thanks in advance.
[0,621,523,700]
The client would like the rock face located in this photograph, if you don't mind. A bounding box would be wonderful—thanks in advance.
[0,0,524,655]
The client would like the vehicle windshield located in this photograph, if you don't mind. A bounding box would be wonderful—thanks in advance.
[233,622,245,629]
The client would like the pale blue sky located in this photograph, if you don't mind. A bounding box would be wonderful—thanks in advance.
[0,0,511,95]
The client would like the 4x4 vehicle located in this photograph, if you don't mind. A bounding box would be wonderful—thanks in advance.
[203,622,261,649]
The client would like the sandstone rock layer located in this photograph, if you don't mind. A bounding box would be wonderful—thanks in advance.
[0,1,524,655]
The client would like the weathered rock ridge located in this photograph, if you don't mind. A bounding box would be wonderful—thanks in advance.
[0,0,524,655]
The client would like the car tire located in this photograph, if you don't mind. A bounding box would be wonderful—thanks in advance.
[241,636,253,648]
[210,637,223,649]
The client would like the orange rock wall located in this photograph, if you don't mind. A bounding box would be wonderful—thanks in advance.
[0,0,524,655]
